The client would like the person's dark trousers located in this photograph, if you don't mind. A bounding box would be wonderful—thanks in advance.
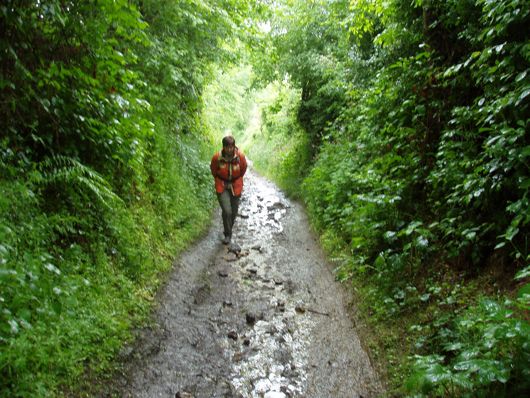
[217,189,240,240]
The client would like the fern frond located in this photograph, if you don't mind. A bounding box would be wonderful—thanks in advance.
[34,155,123,209]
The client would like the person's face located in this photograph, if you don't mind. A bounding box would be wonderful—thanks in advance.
[223,144,235,157]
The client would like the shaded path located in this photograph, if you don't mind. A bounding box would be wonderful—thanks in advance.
[111,170,382,397]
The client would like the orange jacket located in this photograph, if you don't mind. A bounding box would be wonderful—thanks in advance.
[210,148,247,196]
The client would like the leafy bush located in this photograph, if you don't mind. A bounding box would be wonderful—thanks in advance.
[407,298,530,397]
[0,0,248,396]
[252,0,530,396]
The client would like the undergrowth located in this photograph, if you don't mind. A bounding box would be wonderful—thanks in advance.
[318,230,530,398]
[243,47,530,397]
[0,134,215,397]
[0,0,232,395]
[244,0,530,395]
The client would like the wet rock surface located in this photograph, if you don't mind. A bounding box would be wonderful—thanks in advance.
[109,171,382,397]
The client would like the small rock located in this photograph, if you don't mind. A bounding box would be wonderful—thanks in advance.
[218,269,229,277]
[295,305,306,314]
[233,352,244,362]
[228,243,241,254]
[175,392,193,398]
[248,268,258,274]
[223,254,238,262]
[251,244,262,251]
[266,325,278,335]
[282,367,297,378]
[239,250,250,258]
[227,330,238,340]
[222,300,233,307]
[246,313,256,326]
[243,338,251,346]
[254,378,272,394]
[267,201,286,211]
[264,391,286,398]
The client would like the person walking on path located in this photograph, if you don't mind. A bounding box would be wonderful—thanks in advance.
[210,135,247,244]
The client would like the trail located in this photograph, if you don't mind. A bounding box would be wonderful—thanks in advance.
[109,169,382,397]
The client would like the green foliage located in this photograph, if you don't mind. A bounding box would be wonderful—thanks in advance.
[254,0,530,395]
[407,298,530,397]
[427,0,530,264]
[2,0,529,395]
[254,0,351,150]
[33,155,123,209]
[0,0,248,396]
[241,83,312,197]
[203,65,256,138]
[295,0,530,277]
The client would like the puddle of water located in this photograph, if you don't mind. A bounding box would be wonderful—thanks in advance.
[238,177,289,240]
[222,174,315,397]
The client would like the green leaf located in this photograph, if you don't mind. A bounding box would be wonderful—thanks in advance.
[515,266,530,280]
[505,225,519,241]
[44,263,61,275]
[425,363,452,383]
[515,71,527,82]
[519,178,530,190]
[416,236,429,248]
[516,89,530,106]
[444,342,463,351]
[8,319,19,334]
[494,241,506,250]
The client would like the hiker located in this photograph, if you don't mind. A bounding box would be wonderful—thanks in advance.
[210,135,247,244]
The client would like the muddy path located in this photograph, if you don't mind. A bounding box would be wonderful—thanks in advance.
[109,170,383,398]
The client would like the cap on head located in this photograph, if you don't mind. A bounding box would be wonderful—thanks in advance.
[222,135,235,147]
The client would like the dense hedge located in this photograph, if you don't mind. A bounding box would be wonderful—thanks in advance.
[246,0,530,396]
[0,0,250,396]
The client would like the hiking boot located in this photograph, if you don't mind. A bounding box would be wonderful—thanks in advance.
[222,235,231,245]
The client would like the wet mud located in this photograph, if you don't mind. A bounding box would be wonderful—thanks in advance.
[109,170,382,397]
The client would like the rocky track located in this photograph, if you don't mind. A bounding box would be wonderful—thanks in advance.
[110,170,382,398]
